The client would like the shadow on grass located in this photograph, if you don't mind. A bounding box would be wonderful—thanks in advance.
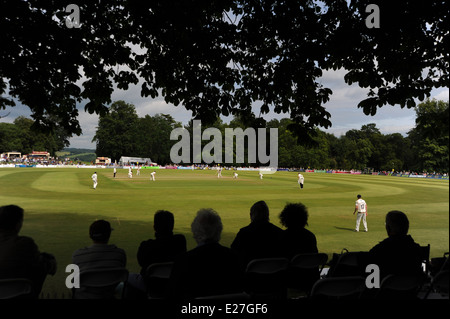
[334,226,355,232]
[21,212,240,298]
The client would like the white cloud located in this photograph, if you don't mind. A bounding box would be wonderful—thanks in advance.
[432,89,449,101]
[111,82,194,124]
[68,109,99,149]
[132,98,190,120]
[0,99,32,123]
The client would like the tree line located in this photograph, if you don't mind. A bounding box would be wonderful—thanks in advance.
[1,98,447,173]
[92,100,448,173]
[0,116,70,156]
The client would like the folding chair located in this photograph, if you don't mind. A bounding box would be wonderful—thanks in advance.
[0,278,33,299]
[246,257,289,274]
[288,253,328,295]
[245,257,289,299]
[430,252,449,277]
[327,251,369,277]
[73,267,129,299]
[145,262,174,299]
[310,276,366,299]
[375,274,426,300]
[419,244,431,275]
[290,253,329,272]
[440,253,449,271]
[423,270,449,299]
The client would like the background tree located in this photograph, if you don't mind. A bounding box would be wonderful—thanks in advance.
[90,99,449,173]
[324,132,340,169]
[92,101,139,162]
[407,100,449,173]
[134,114,182,164]
[340,129,374,170]
[92,101,183,164]
[0,116,68,156]
[0,122,22,153]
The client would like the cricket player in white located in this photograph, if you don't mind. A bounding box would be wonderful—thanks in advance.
[91,172,98,189]
[128,167,132,178]
[353,194,368,232]
[233,172,238,179]
[259,172,263,179]
[217,166,222,178]
[298,173,304,189]
[150,171,156,181]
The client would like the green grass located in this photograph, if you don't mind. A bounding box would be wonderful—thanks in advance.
[0,167,448,297]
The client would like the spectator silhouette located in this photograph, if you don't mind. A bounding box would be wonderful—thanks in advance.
[231,201,284,269]
[126,210,186,297]
[279,203,319,293]
[168,208,243,300]
[137,210,187,274]
[72,219,126,298]
[0,205,57,298]
[369,210,423,280]
[279,202,318,259]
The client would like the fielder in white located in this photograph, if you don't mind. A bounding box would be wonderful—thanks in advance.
[353,194,368,232]
[128,167,133,178]
[298,173,304,189]
[217,166,222,178]
[233,172,238,179]
[150,171,156,181]
[91,172,98,189]
[259,172,263,179]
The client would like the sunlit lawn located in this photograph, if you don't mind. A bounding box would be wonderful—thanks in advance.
[0,167,448,297]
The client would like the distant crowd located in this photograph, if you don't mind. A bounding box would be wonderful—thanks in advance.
[0,157,64,166]
[1,199,444,300]
[1,160,448,179]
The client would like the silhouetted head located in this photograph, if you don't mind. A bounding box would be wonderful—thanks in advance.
[385,210,409,236]
[191,208,223,245]
[89,219,113,243]
[250,201,269,223]
[279,203,309,229]
[154,210,175,235]
[0,205,24,234]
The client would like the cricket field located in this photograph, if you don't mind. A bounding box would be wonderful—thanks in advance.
[0,167,448,297]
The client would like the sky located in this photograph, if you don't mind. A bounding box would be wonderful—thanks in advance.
[2,67,448,150]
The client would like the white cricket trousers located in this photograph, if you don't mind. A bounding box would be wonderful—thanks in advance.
[355,212,367,231]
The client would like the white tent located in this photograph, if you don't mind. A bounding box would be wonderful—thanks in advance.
[119,156,155,166]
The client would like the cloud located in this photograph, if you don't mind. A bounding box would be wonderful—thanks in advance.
[319,69,419,137]
[133,99,193,123]
[110,80,194,124]
[432,89,449,101]
[0,99,32,123]
[68,107,99,149]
